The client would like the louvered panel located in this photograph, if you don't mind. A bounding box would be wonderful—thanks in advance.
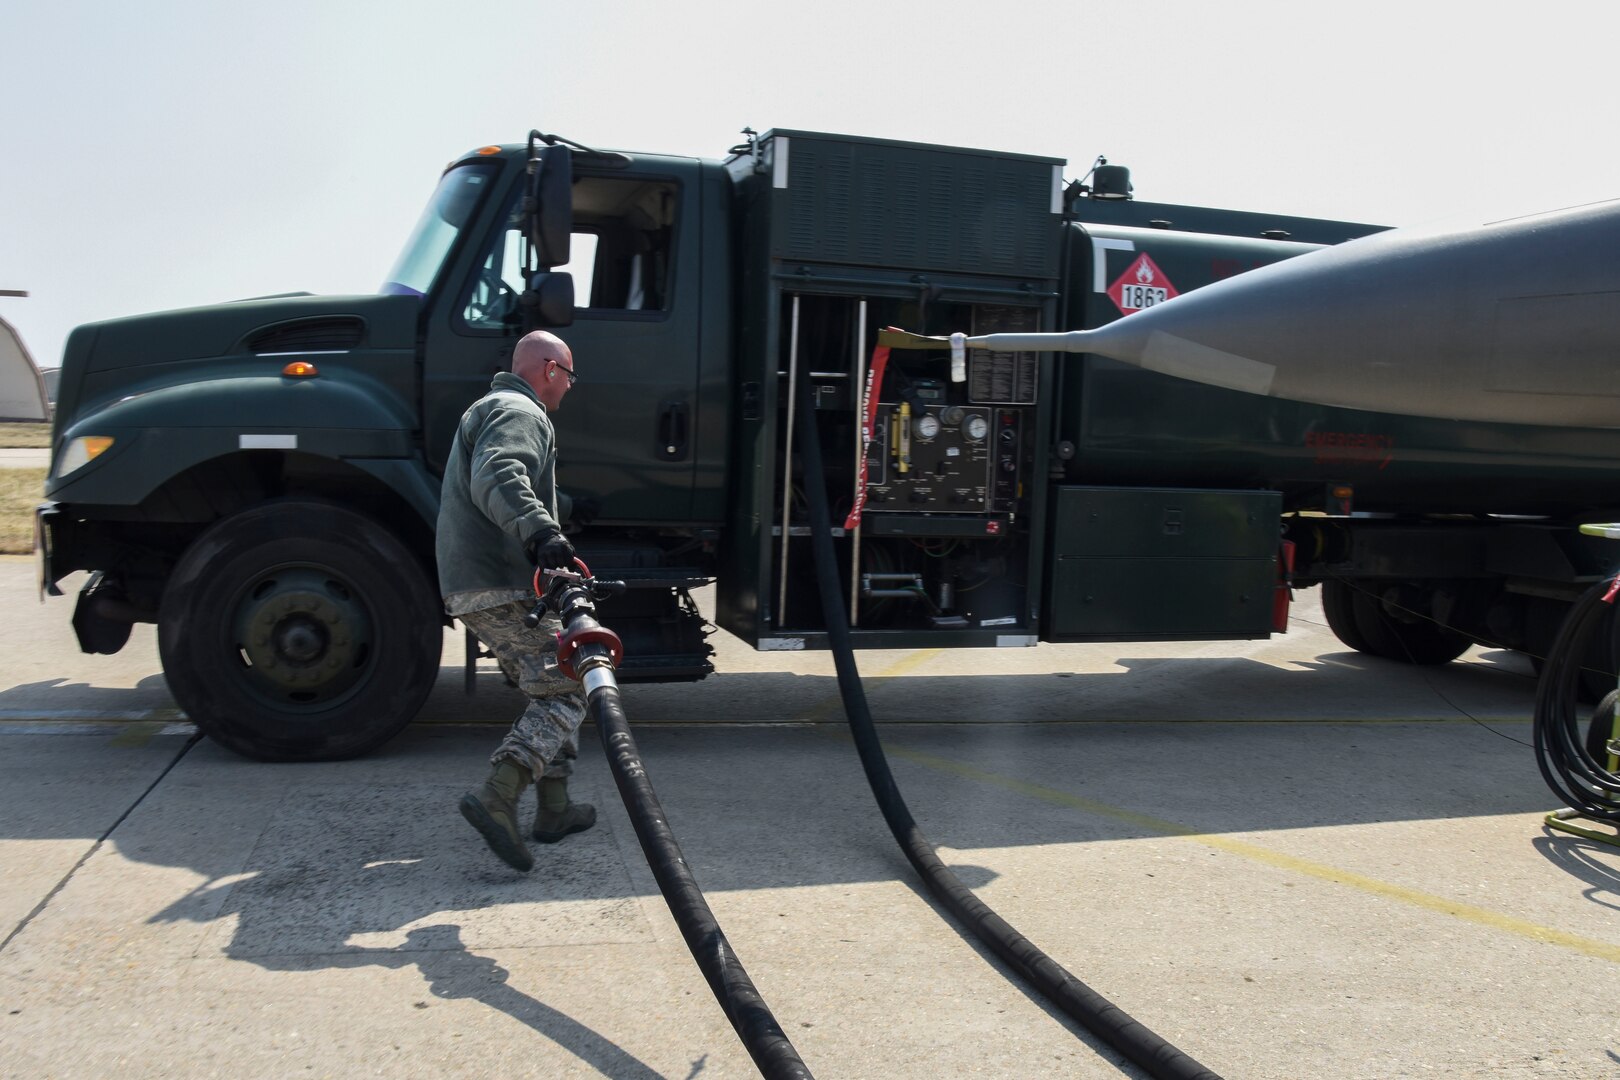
[246,317,365,354]
[769,132,1059,279]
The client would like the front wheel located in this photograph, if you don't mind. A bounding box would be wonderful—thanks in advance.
[158,501,443,761]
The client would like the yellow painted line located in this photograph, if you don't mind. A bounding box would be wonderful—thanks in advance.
[868,647,946,680]
[806,648,944,721]
[884,743,1620,965]
[802,646,1601,957]
[109,722,167,748]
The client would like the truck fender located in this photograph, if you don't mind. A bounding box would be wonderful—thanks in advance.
[48,375,420,509]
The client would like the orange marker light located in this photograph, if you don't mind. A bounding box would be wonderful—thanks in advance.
[476,145,502,155]
[282,361,319,377]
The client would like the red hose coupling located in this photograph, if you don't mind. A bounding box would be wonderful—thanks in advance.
[556,624,624,681]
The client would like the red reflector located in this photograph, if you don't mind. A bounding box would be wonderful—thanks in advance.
[1272,539,1296,633]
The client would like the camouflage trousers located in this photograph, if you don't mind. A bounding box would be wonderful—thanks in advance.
[459,601,587,780]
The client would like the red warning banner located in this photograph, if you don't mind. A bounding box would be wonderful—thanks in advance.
[843,343,891,530]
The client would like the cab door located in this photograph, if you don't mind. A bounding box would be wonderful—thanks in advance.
[422,158,704,525]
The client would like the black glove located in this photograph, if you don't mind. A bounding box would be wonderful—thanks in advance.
[525,530,576,570]
[569,497,601,528]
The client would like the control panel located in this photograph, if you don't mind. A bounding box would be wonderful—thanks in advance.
[866,402,994,511]
[863,380,1028,516]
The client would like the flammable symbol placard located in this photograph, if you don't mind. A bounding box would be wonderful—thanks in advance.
[1108,252,1179,314]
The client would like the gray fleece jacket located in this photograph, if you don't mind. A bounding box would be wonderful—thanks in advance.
[435,372,571,606]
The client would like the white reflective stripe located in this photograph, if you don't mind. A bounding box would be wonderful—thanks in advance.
[1051,165,1064,215]
[1091,237,1135,292]
[1142,330,1277,396]
[240,434,297,449]
[759,637,806,651]
[772,136,790,189]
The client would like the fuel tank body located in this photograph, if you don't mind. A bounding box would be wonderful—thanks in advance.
[988,202,1620,517]
[1064,199,1620,427]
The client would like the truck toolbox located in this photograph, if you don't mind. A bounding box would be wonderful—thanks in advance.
[1046,486,1281,640]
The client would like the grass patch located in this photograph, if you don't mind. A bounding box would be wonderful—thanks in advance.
[0,468,47,554]
[0,422,51,448]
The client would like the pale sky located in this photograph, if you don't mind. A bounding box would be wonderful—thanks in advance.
[4,0,1618,371]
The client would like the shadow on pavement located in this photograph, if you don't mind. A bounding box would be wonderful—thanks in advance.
[0,673,177,715]
[1532,833,1620,912]
[140,754,672,1077]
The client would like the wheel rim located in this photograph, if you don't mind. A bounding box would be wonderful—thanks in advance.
[231,565,376,710]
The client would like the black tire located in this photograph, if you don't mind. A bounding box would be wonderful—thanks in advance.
[158,501,443,761]
[1332,579,1472,665]
[1320,579,1372,653]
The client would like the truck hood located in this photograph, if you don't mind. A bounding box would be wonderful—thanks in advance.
[55,293,421,431]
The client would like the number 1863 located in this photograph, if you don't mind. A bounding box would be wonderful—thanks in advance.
[1120,285,1168,310]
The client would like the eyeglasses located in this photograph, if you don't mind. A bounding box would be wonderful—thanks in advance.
[552,361,577,387]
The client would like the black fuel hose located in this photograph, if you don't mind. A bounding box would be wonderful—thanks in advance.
[793,367,1221,1080]
[587,677,813,1079]
[1534,577,1620,821]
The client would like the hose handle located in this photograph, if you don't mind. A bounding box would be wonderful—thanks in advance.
[522,597,549,629]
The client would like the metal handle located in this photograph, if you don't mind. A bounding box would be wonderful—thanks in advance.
[658,400,689,461]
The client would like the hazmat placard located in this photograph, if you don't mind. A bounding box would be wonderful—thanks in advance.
[1108,253,1179,314]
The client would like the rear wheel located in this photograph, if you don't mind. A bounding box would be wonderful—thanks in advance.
[1320,579,1372,654]
[158,501,443,761]
[1322,579,1471,665]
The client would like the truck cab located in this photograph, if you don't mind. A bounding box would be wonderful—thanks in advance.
[40,138,726,760]
[400,148,733,525]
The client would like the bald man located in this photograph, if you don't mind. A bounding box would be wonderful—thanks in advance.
[437,330,595,872]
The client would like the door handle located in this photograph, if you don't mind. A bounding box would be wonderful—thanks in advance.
[658,399,689,461]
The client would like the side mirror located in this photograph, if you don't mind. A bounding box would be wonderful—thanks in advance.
[527,142,573,266]
[523,271,575,328]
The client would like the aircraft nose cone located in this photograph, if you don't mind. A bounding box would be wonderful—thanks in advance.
[1076,199,1620,426]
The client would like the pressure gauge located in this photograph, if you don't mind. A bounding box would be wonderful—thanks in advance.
[964,414,989,441]
[915,414,941,440]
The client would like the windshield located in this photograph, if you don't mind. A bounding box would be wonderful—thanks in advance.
[381,162,499,297]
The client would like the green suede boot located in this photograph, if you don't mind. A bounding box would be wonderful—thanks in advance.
[459,760,534,871]
[532,776,597,843]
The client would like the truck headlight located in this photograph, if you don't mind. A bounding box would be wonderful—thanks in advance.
[55,436,115,478]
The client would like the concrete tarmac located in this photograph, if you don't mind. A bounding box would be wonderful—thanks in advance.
[2,556,1618,1078]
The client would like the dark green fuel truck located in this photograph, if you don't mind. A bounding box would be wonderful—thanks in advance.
[39,129,1620,760]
